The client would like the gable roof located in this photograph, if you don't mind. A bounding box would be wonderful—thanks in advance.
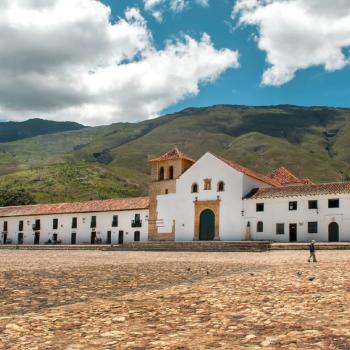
[148,147,195,163]
[268,166,314,186]
[212,154,281,187]
[0,197,149,218]
[244,183,350,199]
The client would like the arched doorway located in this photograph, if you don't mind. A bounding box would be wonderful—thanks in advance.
[329,222,339,242]
[199,209,215,241]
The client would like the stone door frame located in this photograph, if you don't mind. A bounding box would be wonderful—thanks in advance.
[194,198,220,241]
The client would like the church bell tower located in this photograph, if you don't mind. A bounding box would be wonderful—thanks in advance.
[147,147,194,241]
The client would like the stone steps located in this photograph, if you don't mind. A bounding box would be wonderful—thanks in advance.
[105,241,271,252]
[2,242,350,251]
[271,242,350,250]
[0,244,112,250]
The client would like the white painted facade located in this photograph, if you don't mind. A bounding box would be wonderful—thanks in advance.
[243,194,350,242]
[0,209,148,245]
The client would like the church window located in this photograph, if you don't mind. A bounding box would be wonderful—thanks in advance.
[257,221,263,232]
[169,166,174,180]
[204,178,212,190]
[217,181,225,192]
[159,167,164,180]
[256,203,264,212]
[191,183,198,193]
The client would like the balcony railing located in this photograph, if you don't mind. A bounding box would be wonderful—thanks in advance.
[32,224,40,231]
[131,220,142,228]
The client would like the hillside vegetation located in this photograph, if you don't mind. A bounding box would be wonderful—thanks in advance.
[1,105,350,203]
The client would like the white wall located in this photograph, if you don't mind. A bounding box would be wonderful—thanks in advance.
[0,209,148,245]
[244,194,350,242]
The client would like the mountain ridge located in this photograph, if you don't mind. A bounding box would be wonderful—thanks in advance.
[0,118,85,143]
[1,104,350,203]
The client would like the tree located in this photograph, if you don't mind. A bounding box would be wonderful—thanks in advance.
[0,189,36,207]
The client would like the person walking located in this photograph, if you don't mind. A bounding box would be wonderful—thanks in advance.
[308,240,317,262]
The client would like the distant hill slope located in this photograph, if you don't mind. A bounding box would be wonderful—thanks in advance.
[1,105,350,203]
[0,118,84,142]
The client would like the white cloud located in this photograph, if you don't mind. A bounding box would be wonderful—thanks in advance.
[233,0,350,86]
[144,0,209,21]
[0,0,238,125]
[195,0,209,7]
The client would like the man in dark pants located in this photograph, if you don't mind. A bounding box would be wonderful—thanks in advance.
[308,240,317,262]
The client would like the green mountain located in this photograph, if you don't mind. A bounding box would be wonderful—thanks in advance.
[1,105,350,203]
[0,118,84,143]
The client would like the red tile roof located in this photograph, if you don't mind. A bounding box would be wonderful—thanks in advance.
[301,179,314,185]
[0,197,149,218]
[268,166,314,186]
[244,183,350,199]
[148,147,195,163]
[213,154,281,187]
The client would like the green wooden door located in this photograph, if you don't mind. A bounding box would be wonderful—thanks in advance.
[199,209,215,241]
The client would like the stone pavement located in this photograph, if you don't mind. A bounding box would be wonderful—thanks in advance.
[0,250,349,349]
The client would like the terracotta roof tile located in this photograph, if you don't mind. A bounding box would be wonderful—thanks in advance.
[0,197,149,218]
[213,154,281,187]
[148,147,195,163]
[268,166,314,186]
[244,183,350,199]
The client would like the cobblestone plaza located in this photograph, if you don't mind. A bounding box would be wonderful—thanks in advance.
[1,250,349,349]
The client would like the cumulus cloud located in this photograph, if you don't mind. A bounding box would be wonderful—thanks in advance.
[233,0,350,86]
[0,0,237,125]
[144,0,209,22]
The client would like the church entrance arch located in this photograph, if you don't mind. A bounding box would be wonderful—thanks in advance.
[194,199,220,241]
[199,209,215,241]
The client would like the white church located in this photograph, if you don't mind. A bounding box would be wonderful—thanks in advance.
[1,147,350,245]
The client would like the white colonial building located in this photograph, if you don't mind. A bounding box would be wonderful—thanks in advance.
[0,198,149,245]
[1,147,350,244]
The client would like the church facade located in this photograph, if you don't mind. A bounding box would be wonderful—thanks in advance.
[1,147,350,244]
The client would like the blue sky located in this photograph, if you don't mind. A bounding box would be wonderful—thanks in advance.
[102,0,350,115]
[1,1,350,125]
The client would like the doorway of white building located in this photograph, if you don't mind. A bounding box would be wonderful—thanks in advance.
[199,209,215,241]
[34,232,40,244]
[328,222,339,242]
[118,230,124,244]
[17,232,24,244]
[3,233,7,244]
[106,231,112,244]
[134,231,140,241]
[289,223,297,242]
[91,231,96,244]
